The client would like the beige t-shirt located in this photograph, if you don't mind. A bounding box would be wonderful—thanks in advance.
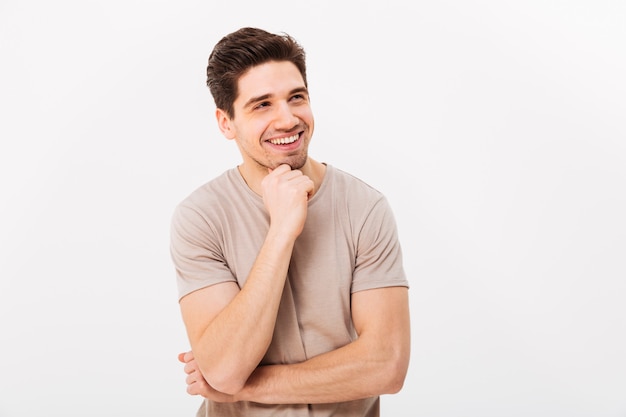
[170,164,408,417]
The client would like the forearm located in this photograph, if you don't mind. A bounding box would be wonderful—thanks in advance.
[191,230,296,393]
[236,335,409,404]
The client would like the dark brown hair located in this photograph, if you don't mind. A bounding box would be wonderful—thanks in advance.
[206,27,308,118]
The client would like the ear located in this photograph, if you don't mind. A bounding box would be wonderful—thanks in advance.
[215,108,236,139]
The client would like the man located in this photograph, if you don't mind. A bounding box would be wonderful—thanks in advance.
[171,27,410,416]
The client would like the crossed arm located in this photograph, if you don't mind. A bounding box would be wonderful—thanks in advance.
[176,165,410,404]
[178,283,410,404]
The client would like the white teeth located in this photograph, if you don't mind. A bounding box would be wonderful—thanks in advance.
[269,134,298,145]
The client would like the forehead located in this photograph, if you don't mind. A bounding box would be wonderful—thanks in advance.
[235,61,305,102]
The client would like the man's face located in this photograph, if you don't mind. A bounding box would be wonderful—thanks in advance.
[217,60,314,171]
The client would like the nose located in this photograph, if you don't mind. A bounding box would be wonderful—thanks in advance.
[273,101,299,130]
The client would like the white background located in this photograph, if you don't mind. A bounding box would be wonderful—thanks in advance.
[1,1,625,416]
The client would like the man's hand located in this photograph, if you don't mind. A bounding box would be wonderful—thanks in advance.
[178,351,236,403]
[261,164,314,240]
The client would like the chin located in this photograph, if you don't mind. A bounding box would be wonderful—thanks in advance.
[264,153,308,171]
[286,154,308,170]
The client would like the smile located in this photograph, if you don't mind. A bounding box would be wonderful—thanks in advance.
[268,133,299,145]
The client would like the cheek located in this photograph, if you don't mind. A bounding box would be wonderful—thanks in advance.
[233,118,262,142]
[245,116,272,137]
[302,109,314,126]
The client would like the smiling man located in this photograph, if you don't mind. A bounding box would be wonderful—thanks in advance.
[170,27,410,417]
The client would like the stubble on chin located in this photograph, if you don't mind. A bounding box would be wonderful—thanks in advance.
[289,150,309,170]
[265,152,308,171]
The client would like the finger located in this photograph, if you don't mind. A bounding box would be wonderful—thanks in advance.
[269,164,291,175]
[186,372,196,385]
[289,175,314,195]
[183,361,196,374]
[182,350,194,363]
[187,383,197,396]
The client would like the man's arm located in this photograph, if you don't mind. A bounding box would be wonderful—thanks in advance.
[179,231,294,395]
[179,165,314,395]
[181,285,411,404]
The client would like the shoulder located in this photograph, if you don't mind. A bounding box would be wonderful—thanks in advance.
[171,168,245,228]
[325,165,388,212]
[320,165,393,226]
[326,165,385,200]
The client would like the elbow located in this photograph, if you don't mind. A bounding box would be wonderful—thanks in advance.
[193,348,259,395]
[201,366,249,396]
[208,378,245,396]
[380,349,410,394]
[385,370,407,394]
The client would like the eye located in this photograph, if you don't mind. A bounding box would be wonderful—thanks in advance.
[290,94,306,102]
[254,101,271,110]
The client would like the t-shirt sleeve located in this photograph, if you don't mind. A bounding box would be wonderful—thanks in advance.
[170,202,237,300]
[351,196,409,293]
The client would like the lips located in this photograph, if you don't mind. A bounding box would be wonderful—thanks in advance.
[268,133,299,145]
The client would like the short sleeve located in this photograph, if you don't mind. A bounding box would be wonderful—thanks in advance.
[170,202,237,300]
[351,196,408,293]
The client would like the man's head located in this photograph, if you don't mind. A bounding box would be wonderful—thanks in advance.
[207,27,308,119]
[208,27,314,173]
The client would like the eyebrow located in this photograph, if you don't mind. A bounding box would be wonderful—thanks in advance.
[242,87,309,110]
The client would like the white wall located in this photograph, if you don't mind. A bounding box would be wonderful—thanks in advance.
[1,1,625,416]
